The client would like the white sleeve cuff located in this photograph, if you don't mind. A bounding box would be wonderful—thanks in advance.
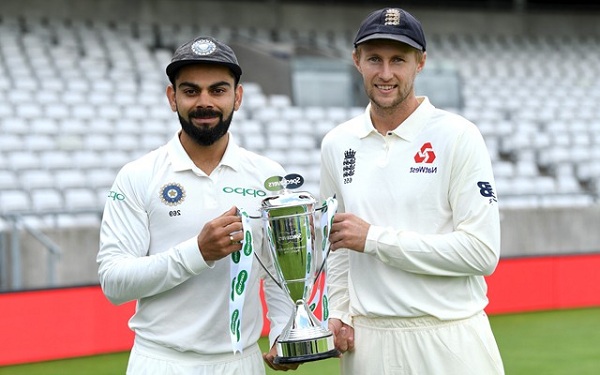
[329,310,353,328]
[178,237,213,274]
[364,225,386,255]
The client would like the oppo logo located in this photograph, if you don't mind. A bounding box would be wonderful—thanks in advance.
[223,186,267,197]
[108,190,126,201]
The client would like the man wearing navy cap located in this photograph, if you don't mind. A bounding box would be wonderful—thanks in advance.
[321,8,505,374]
[98,36,297,374]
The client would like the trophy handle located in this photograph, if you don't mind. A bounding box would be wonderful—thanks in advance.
[310,201,335,289]
[239,209,295,303]
[312,248,330,287]
[253,251,286,293]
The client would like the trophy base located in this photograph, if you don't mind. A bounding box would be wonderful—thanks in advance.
[274,348,340,364]
[273,299,340,364]
[274,332,340,364]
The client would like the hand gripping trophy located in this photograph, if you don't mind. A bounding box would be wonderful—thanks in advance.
[256,173,339,364]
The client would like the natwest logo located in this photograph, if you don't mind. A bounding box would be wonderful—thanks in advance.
[414,142,436,163]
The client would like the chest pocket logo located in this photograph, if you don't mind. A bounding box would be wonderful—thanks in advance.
[414,142,436,164]
[343,148,356,184]
[160,183,186,206]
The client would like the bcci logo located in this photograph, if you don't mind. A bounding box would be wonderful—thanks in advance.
[192,39,217,56]
[160,183,186,206]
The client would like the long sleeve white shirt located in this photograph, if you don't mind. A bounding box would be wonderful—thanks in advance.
[98,132,292,354]
[320,97,500,324]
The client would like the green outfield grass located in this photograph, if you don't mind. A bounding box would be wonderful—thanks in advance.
[1,307,598,374]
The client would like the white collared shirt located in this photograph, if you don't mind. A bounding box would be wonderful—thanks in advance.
[320,97,500,322]
[98,132,292,354]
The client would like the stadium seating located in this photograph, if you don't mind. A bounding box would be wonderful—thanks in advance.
[1,15,599,230]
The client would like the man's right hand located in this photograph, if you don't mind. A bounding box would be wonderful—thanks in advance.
[329,318,355,354]
[197,206,243,261]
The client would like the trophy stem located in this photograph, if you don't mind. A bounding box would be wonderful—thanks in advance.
[274,300,340,364]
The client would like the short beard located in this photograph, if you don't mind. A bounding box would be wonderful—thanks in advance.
[367,83,413,113]
[178,108,233,146]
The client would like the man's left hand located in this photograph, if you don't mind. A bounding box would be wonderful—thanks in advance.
[263,344,300,371]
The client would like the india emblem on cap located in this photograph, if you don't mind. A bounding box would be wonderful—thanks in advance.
[384,8,401,26]
[191,39,217,56]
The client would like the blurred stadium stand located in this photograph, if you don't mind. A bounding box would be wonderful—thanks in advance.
[1,0,600,290]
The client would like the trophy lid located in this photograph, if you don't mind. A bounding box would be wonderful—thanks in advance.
[260,191,316,211]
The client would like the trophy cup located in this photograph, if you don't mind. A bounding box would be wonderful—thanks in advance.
[258,174,339,364]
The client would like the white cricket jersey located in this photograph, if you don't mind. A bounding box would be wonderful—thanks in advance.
[98,132,292,355]
[320,97,500,323]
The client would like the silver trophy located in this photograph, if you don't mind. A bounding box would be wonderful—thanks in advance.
[257,175,339,364]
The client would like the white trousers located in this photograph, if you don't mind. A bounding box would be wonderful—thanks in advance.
[341,311,504,375]
[126,337,266,375]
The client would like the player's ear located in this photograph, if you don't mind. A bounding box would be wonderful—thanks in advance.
[166,85,177,112]
[234,84,243,111]
[417,51,426,73]
[352,49,362,74]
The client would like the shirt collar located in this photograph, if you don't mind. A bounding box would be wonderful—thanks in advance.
[167,131,241,173]
[358,96,434,141]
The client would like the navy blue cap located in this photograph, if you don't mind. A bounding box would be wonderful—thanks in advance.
[353,8,426,51]
[166,36,242,83]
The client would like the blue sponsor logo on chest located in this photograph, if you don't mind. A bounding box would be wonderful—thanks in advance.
[409,166,438,174]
